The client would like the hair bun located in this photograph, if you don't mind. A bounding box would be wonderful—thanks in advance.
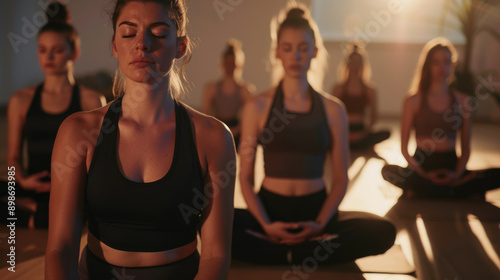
[286,8,305,20]
[46,2,71,24]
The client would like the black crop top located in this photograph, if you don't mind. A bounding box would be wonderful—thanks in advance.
[23,83,82,176]
[258,82,331,179]
[86,97,205,252]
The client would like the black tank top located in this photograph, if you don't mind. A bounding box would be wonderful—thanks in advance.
[86,97,205,252]
[258,82,331,179]
[22,83,82,175]
[213,81,243,126]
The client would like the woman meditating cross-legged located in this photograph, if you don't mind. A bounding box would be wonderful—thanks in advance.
[3,2,104,228]
[232,3,396,265]
[201,39,254,150]
[332,44,390,150]
[381,37,500,199]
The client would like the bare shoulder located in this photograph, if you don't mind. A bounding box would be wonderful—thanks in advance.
[181,103,233,147]
[57,103,111,144]
[452,89,474,116]
[318,89,345,113]
[245,87,276,114]
[405,92,420,107]
[452,89,471,105]
[79,85,106,110]
[365,84,377,95]
[9,85,37,106]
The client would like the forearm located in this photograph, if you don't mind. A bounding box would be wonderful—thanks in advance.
[240,180,271,226]
[195,256,229,280]
[45,249,80,280]
[315,181,346,230]
[402,148,427,177]
[454,152,469,177]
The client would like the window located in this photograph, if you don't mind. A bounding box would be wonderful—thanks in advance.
[311,0,465,44]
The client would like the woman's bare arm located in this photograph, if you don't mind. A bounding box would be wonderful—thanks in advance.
[45,113,91,280]
[194,115,236,280]
[315,96,349,230]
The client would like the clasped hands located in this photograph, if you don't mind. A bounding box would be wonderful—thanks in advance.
[247,221,326,244]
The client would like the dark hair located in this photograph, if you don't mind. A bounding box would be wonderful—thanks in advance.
[277,8,315,44]
[222,39,244,63]
[38,2,79,52]
[110,0,192,98]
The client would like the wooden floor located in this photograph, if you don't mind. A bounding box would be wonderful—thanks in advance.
[1,117,499,280]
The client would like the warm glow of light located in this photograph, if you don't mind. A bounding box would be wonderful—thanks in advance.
[467,214,500,270]
[340,159,398,216]
[348,156,366,180]
[416,215,435,263]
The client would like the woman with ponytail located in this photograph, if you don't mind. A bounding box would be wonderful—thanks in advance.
[233,3,395,265]
[4,1,104,228]
[332,44,390,150]
[45,1,235,279]
[201,39,254,150]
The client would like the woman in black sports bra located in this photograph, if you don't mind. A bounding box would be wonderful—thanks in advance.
[3,2,104,228]
[45,1,235,279]
[332,44,390,150]
[201,39,254,150]
[381,37,500,198]
[232,4,395,265]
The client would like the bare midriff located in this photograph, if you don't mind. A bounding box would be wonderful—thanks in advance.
[416,136,456,153]
[87,231,197,267]
[261,177,324,196]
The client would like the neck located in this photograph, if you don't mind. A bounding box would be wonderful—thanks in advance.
[223,72,241,84]
[428,80,449,96]
[281,76,309,99]
[347,72,362,84]
[122,78,175,125]
[43,73,74,94]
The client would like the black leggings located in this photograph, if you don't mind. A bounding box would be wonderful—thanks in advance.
[0,180,50,228]
[349,123,391,150]
[232,187,396,265]
[78,246,200,280]
[381,149,500,198]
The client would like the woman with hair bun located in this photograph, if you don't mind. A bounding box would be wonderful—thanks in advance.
[45,0,235,279]
[332,44,390,150]
[233,3,396,265]
[3,1,105,228]
[201,39,254,150]
[381,37,500,198]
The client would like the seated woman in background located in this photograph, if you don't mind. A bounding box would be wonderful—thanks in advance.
[332,44,390,150]
[201,39,254,149]
[382,37,500,199]
[3,2,104,228]
[45,0,235,279]
[232,3,395,265]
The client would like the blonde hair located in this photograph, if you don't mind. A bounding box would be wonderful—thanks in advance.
[337,42,372,85]
[409,37,458,95]
[269,1,328,90]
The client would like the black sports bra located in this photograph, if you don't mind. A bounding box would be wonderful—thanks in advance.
[258,82,331,179]
[23,83,82,176]
[85,97,205,252]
